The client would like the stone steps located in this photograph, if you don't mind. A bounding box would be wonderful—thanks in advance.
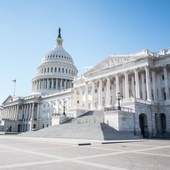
[19,122,140,140]
[19,110,141,140]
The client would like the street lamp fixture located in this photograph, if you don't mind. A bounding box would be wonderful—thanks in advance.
[117,92,123,110]
[63,101,66,116]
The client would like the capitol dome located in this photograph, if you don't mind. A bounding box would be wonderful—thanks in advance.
[32,28,78,94]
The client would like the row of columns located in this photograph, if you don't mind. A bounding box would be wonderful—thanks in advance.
[2,103,40,121]
[2,105,19,120]
[75,65,170,110]
[32,78,72,91]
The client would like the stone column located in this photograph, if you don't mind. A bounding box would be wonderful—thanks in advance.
[115,74,120,95]
[60,79,62,90]
[16,105,19,120]
[64,80,67,89]
[124,71,129,99]
[38,80,41,89]
[47,79,50,89]
[31,103,34,120]
[152,69,157,102]
[106,77,111,107]
[141,73,146,100]
[145,66,151,101]
[85,83,88,109]
[91,81,95,109]
[131,76,135,97]
[134,68,140,98]
[163,65,170,101]
[98,79,102,109]
[51,79,54,89]
[56,79,58,90]
[24,105,27,120]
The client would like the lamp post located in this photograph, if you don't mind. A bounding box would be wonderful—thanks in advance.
[63,101,66,116]
[117,92,122,110]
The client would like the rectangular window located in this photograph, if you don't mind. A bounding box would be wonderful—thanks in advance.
[162,75,164,80]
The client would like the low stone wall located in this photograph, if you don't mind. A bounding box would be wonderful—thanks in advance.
[104,110,135,132]
[0,125,4,131]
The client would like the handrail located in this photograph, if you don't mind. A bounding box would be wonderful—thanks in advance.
[104,106,134,112]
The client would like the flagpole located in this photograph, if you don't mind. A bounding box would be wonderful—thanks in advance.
[12,79,16,95]
[14,81,16,95]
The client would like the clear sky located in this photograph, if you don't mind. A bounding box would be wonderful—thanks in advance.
[0,0,170,104]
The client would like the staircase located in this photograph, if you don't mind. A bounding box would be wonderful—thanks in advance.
[19,110,141,140]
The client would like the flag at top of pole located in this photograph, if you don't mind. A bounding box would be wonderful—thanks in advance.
[12,79,16,95]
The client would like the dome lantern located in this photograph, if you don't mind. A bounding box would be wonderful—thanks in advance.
[56,27,63,48]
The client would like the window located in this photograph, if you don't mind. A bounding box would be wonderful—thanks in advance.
[162,75,164,80]
[55,67,57,72]
[66,69,67,73]
[44,68,46,73]
[62,68,64,73]
[51,67,53,72]
[47,68,49,73]
[95,89,97,93]
[59,68,60,73]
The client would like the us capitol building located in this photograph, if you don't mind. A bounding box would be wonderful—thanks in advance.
[0,28,170,138]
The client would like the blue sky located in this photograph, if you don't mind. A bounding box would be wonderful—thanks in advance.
[0,0,170,103]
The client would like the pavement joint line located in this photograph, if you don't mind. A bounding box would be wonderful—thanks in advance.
[71,159,128,170]
[134,151,170,157]
[27,145,74,151]
[0,160,63,169]
[0,144,128,170]
[81,145,123,152]
[0,145,68,161]
[73,144,170,160]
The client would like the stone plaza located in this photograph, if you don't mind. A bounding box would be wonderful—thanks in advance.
[0,135,169,170]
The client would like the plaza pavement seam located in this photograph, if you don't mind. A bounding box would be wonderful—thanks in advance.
[70,159,127,170]
[134,151,170,157]
[72,145,170,160]
[0,144,128,170]
[0,160,64,169]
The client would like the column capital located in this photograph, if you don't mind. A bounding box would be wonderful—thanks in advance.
[124,70,129,75]
[134,67,139,72]
[144,65,150,70]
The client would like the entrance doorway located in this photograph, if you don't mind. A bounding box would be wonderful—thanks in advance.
[17,124,20,132]
[160,113,166,133]
[139,113,149,138]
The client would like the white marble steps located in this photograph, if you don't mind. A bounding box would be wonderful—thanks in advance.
[69,110,105,124]
[19,122,140,140]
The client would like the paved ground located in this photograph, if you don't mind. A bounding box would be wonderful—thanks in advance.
[0,136,169,170]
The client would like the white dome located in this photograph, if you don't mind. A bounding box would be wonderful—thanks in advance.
[31,28,78,95]
[42,40,74,65]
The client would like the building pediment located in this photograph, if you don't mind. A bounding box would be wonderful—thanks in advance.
[2,95,19,104]
[85,52,149,75]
